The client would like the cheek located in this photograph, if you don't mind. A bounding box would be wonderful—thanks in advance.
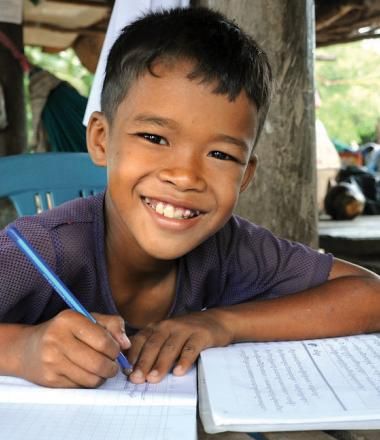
[107,144,141,179]
[213,177,242,211]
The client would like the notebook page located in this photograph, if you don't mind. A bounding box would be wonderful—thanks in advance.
[0,368,197,440]
[0,404,197,440]
[199,334,380,432]
[0,367,196,406]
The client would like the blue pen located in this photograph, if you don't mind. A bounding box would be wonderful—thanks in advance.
[6,226,133,376]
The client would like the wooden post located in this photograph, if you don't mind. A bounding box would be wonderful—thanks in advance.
[0,22,25,227]
[196,0,318,247]
[0,22,26,155]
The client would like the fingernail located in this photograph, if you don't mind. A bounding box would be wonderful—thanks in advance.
[149,369,159,377]
[120,332,131,349]
[173,365,183,375]
[132,369,143,379]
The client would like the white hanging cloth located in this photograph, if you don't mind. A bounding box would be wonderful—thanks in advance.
[83,0,190,126]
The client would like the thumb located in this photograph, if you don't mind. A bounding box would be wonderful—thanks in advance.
[93,313,131,350]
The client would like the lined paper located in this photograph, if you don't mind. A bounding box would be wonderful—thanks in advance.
[0,369,197,440]
[199,334,380,433]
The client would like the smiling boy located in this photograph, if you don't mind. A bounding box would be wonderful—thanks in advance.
[0,7,379,388]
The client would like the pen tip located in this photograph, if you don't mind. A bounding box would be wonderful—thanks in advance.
[122,367,133,376]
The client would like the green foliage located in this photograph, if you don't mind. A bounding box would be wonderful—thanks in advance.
[25,46,93,97]
[316,40,380,145]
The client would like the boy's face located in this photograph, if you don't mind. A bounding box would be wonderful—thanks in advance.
[88,60,258,261]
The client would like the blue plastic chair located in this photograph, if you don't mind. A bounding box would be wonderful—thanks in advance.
[0,153,107,217]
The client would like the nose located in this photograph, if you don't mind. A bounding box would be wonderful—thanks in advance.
[157,153,207,192]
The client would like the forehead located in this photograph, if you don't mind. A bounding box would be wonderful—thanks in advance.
[114,60,258,142]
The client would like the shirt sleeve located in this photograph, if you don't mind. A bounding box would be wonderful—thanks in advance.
[0,216,57,323]
[216,216,334,305]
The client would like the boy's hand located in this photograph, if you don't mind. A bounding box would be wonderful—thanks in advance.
[17,310,130,388]
[127,310,233,384]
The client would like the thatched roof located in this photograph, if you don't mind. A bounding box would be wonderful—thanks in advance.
[21,0,380,71]
[316,0,380,46]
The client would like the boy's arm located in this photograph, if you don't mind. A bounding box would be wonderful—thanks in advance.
[210,258,380,342]
[128,258,380,384]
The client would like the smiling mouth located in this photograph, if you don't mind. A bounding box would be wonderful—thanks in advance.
[142,197,201,219]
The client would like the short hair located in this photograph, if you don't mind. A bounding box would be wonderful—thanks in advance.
[101,7,273,146]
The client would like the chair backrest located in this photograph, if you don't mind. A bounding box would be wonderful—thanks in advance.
[0,153,107,217]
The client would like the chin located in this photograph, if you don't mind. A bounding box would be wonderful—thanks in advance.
[142,238,200,261]
[147,246,190,261]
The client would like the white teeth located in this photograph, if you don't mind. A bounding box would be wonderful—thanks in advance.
[144,197,199,219]
[156,202,164,215]
[174,208,184,219]
[163,205,175,218]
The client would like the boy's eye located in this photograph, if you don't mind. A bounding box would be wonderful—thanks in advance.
[138,133,168,145]
[208,151,236,162]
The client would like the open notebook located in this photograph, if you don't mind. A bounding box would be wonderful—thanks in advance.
[0,367,197,440]
[199,333,380,433]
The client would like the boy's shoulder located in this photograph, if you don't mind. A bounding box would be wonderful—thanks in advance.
[188,213,332,281]
[0,193,107,323]
[182,214,333,304]
[2,193,105,266]
[16,192,104,232]
[37,192,104,228]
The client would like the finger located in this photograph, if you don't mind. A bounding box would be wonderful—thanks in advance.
[36,372,79,388]
[64,336,119,380]
[58,356,107,388]
[52,310,120,360]
[69,315,121,361]
[51,376,81,388]
[146,333,188,383]
[93,313,131,350]
[36,355,106,389]
[127,327,155,365]
[129,330,169,384]
[172,335,204,376]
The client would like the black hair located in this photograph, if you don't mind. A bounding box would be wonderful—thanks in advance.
[101,7,273,146]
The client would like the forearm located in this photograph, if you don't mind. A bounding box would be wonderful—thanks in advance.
[209,274,380,342]
[0,323,31,377]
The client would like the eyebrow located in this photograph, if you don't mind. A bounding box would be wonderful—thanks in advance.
[212,134,249,152]
[133,113,179,129]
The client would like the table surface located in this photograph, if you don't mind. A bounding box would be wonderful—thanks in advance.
[318,215,380,273]
[319,215,380,240]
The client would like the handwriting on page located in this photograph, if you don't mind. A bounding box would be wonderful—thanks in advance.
[234,335,380,414]
[307,335,380,409]
[230,341,342,414]
[201,334,380,420]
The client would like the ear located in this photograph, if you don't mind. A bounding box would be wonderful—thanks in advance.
[86,111,109,167]
[240,155,257,193]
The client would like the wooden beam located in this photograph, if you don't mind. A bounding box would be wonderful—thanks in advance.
[23,20,107,35]
[0,22,26,155]
[49,0,111,6]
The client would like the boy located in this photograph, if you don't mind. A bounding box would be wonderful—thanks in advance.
[0,7,379,389]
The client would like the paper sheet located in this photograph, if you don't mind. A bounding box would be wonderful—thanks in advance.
[199,334,380,432]
[0,369,197,440]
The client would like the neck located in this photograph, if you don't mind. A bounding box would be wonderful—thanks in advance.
[104,194,178,326]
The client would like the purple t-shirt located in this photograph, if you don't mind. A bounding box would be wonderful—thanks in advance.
[0,193,333,330]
